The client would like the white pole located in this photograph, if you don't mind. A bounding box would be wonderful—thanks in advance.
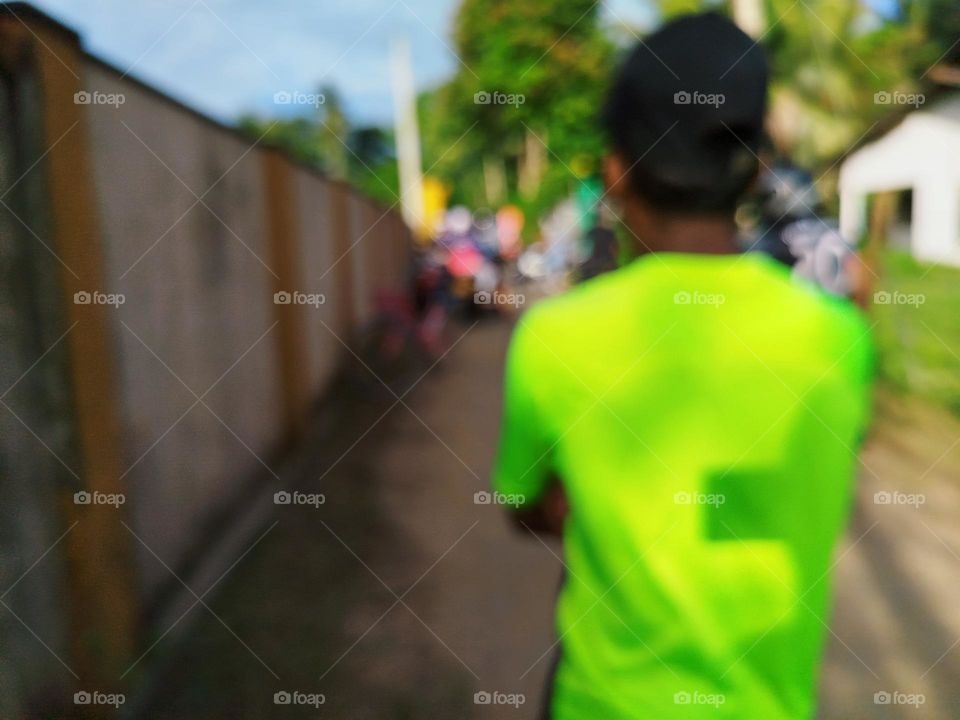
[390,37,424,235]
[731,0,765,37]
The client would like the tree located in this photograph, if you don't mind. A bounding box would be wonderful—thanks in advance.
[419,0,614,235]
[238,86,399,206]
[633,0,959,219]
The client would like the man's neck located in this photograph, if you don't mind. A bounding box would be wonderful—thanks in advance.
[624,202,739,256]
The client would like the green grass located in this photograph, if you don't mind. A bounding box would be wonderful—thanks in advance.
[873,250,960,416]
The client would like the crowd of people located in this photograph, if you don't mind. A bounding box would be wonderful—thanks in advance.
[411,156,868,349]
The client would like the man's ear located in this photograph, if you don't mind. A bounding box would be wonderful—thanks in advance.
[745,160,763,194]
[603,152,630,200]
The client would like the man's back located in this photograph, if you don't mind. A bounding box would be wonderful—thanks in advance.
[494,252,873,719]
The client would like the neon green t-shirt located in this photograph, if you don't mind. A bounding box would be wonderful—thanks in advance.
[494,252,873,719]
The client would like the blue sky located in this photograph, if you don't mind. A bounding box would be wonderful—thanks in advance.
[31,0,655,126]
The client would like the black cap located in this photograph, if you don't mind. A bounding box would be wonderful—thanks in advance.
[603,12,768,212]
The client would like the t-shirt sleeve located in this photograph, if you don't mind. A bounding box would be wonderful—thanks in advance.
[492,316,554,506]
[839,306,876,447]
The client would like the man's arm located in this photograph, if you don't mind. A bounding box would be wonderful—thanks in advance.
[510,476,568,537]
[492,316,562,535]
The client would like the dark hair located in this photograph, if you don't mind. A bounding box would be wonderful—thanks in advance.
[603,121,762,214]
[601,13,768,215]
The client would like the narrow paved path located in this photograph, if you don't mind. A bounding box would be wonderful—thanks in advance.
[137,314,960,719]
[820,391,960,719]
[137,316,561,719]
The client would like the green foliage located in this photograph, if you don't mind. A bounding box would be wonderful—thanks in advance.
[236,0,960,233]
[424,0,960,234]
[634,0,960,205]
[238,86,400,206]
[419,0,614,238]
[901,0,960,65]
[874,250,960,416]
[759,0,936,169]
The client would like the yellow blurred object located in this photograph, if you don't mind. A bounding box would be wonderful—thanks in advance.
[420,176,448,242]
[570,154,596,179]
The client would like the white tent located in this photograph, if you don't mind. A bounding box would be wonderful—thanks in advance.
[839,93,960,266]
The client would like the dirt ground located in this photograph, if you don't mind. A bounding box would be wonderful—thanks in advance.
[131,313,960,720]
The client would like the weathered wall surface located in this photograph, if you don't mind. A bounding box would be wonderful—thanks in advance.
[293,171,342,397]
[83,59,286,598]
[0,47,74,719]
[347,193,376,327]
[79,55,412,597]
[0,5,411,714]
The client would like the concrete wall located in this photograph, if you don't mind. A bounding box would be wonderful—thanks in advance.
[0,4,412,711]
[83,59,287,598]
[0,47,74,719]
[347,193,377,326]
[78,55,411,597]
[294,172,344,396]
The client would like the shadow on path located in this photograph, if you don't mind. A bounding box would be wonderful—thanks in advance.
[133,315,960,720]
[134,316,560,719]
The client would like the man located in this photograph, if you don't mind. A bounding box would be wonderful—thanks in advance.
[493,12,873,720]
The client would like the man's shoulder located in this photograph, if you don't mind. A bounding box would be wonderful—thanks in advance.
[520,264,642,334]
[744,257,874,381]
[507,265,654,393]
[513,254,872,375]
[761,259,871,346]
